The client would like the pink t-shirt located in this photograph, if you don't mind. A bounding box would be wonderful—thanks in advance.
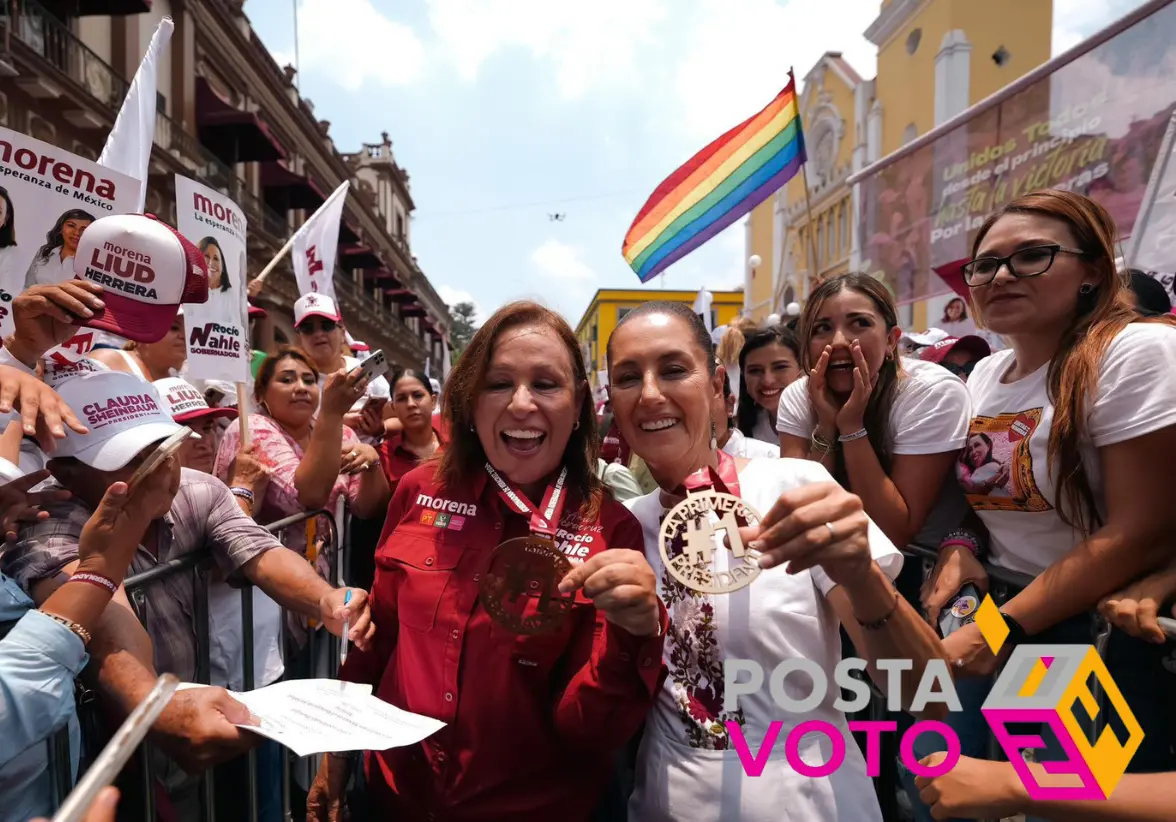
[214,413,360,582]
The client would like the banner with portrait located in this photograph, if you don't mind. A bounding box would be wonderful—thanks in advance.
[856,1,1176,306]
[174,175,250,383]
[0,127,139,360]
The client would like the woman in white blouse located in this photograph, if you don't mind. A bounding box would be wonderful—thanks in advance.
[22,209,94,291]
[606,301,948,822]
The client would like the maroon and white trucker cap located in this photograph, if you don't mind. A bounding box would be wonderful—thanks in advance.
[74,214,209,343]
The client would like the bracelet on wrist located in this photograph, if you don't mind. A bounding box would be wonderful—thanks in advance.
[39,610,92,646]
[838,428,868,443]
[811,431,834,457]
[69,571,119,596]
[230,486,256,504]
[856,588,900,631]
[939,528,983,558]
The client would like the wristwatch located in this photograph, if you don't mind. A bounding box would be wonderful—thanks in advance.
[999,611,1029,649]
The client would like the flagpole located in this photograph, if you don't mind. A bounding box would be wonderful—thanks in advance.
[792,67,821,291]
[292,0,301,90]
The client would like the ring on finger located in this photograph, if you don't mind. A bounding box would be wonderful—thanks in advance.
[824,521,836,541]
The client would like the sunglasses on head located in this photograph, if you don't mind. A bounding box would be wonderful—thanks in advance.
[297,318,338,334]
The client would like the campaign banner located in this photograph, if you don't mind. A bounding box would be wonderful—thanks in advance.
[174,175,249,383]
[0,127,140,361]
[857,1,1176,305]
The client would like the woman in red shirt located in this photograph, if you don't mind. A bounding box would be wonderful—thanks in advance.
[378,366,448,491]
[308,301,667,822]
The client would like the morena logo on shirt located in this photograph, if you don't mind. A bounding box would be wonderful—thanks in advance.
[82,394,162,428]
[416,493,477,518]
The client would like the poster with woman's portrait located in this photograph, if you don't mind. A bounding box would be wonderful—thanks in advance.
[174,175,249,383]
[0,127,138,346]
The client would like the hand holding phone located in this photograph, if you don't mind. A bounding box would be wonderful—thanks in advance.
[127,429,191,493]
[352,349,391,383]
[937,583,981,639]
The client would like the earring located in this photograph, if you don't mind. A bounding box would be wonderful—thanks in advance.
[709,419,718,452]
[1079,283,1095,296]
[573,420,580,430]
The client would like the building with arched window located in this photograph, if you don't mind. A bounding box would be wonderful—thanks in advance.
[742,0,1053,328]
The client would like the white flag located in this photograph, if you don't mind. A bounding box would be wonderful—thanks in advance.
[99,18,173,212]
[1128,112,1176,274]
[425,357,431,378]
[693,287,714,333]
[442,336,452,380]
[292,181,350,301]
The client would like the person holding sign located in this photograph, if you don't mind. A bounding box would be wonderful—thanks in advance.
[308,301,666,822]
[605,302,948,822]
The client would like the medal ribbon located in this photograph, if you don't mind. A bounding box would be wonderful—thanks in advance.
[484,463,569,540]
[676,448,742,499]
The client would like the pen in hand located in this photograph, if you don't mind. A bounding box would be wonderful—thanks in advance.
[341,589,352,667]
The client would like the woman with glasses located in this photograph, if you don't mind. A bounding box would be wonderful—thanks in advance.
[913,190,1176,820]
[292,293,392,442]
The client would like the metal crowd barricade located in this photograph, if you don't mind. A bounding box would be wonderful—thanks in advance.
[43,505,349,822]
[895,545,1176,822]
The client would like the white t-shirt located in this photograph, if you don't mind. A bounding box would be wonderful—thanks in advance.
[208,583,285,691]
[751,408,777,445]
[722,428,780,459]
[961,323,1176,576]
[625,458,900,822]
[776,358,973,548]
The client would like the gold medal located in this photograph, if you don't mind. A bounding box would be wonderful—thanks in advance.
[659,489,763,595]
[480,536,575,635]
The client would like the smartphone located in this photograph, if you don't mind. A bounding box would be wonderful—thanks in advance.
[938,583,982,639]
[127,428,191,492]
[353,349,391,382]
[53,675,178,822]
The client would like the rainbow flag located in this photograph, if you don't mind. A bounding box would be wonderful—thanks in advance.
[623,75,806,282]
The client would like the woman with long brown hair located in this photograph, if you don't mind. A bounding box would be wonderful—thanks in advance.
[777,273,972,552]
[307,301,664,822]
[922,189,1176,777]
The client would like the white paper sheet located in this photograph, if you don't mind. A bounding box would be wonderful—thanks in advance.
[178,679,445,758]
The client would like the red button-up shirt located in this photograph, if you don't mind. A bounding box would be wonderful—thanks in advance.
[377,423,449,490]
[341,462,667,822]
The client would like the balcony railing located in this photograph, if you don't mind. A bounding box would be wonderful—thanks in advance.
[10,0,288,240]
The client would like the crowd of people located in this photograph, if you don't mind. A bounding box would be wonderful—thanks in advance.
[1,188,1175,822]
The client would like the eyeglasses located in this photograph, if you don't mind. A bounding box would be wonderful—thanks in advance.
[297,319,338,334]
[961,244,1088,287]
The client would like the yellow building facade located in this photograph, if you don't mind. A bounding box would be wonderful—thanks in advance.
[575,289,744,387]
[745,0,1053,329]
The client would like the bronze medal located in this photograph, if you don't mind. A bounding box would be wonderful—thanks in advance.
[480,535,575,635]
[659,489,764,595]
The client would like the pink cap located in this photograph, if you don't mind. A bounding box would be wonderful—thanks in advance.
[74,214,209,343]
[919,335,991,364]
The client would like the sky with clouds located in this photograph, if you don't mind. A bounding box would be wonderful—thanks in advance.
[243,0,1149,326]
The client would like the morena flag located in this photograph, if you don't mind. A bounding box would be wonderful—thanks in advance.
[623,73,807,283]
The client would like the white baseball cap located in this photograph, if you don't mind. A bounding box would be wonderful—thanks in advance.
[294,293,341,326]
[74,214,209,343]
[53,371,193,471]
[901,327,950,347]
[154,377,238,425]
